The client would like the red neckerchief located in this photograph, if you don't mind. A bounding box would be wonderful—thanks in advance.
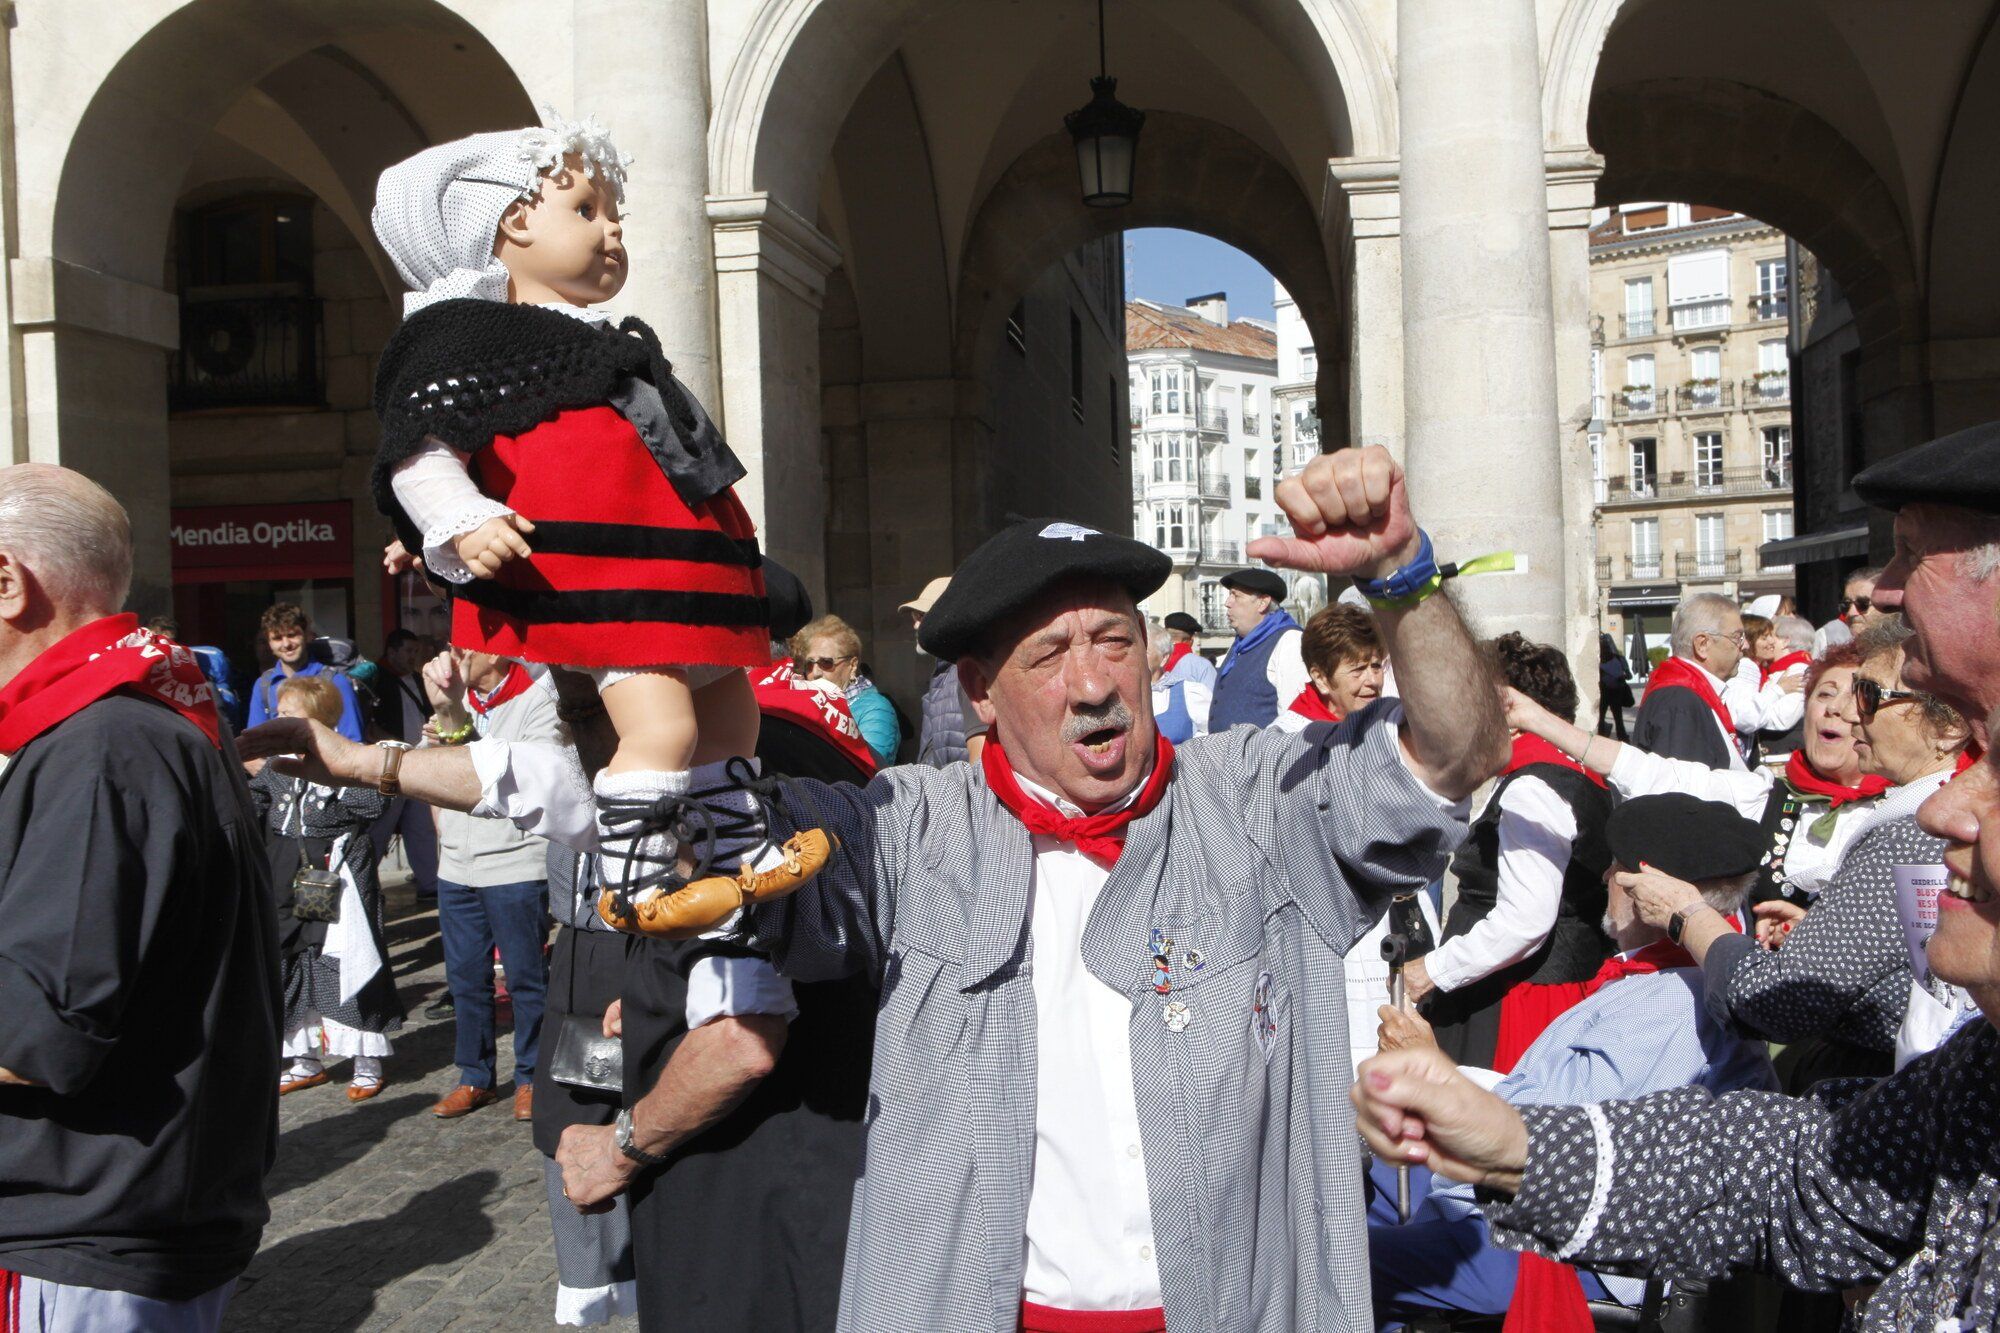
[981,731,1175,865]
[1642,656,1733,735]
[0,613,220,753]
[751,661,877,777]
[1161,642,1192,674]
[1783,751,1889,807]
[1286,686,1341,725]
[1504,733,1606,788]
[465,662,534,715]
[1759,650,1811,687]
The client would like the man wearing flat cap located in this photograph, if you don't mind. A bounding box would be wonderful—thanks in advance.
[243,444,1505,1331]
[1367,793,1775,1330]
[1209,567,1310,730]
[1156,611,1217,692]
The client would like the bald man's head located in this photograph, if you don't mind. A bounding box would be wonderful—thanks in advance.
[0,464,131,617]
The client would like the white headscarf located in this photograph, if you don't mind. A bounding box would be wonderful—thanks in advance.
[372,108,632,318]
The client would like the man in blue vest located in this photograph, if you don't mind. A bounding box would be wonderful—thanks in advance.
[1208,568,1309,730]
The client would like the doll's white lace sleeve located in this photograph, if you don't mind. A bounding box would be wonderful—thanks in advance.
[391,440,517,584]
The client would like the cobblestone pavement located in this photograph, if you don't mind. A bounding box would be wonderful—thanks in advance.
[223,874,635,1333]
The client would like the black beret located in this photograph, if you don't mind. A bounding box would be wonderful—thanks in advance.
[1854,419,2000,513]
[762,557,812,642]
[917,519,1171,660]
[1220,568,1287,601]
[1605,793,1765,882]
[1163,611,1202,635]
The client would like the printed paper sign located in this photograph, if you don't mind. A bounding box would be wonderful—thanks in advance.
[1893,864,1948,987]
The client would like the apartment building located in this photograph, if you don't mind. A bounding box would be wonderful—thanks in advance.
[1127,294,1292,650]
[1589,203,1796,655]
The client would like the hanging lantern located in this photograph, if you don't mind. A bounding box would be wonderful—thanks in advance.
[1065,1,1144,207]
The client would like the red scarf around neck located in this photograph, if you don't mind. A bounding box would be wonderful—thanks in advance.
[1286,686,1341,725]
[466,661,534,715]
[1508,924,1739,1333]
[0,613,220,753]
[1760,650,1811,687]
[1783,751,1889,807]
[981,731,1175,864]
[1503,733,1606,788]
[1642,655,1733,735]
[1161,642,1193,675]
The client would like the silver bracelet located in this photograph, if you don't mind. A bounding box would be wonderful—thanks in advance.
[1578,734,1598,771]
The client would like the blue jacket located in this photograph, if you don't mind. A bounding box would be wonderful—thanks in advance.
[846,680,900,766]
[247,660,365,742]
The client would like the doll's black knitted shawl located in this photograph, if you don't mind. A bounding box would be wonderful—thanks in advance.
[369,299,744,552]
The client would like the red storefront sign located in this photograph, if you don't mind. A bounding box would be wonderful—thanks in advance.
[170,501,353,583]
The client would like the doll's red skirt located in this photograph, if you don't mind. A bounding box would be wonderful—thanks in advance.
[452,405,769,670]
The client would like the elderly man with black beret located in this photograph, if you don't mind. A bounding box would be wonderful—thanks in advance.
[1208,566,1310,730]
[1156,610,1217,692]
[243,445,1507,1332]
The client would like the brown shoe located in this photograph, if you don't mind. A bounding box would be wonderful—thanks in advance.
[430,1085,500,1119]
[513,1085,534,1121]
[599,829,839,940]
[279,1070,331,1096]
[347,1078,387,1103]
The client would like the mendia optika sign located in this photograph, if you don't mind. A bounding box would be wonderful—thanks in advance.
[170,501,353,583]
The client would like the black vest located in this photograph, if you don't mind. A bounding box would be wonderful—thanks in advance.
[1428,764,1615,1062]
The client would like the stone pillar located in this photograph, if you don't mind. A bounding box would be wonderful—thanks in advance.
[1396,0,1563,645]
[708,192,842,603]
[580,0,721,411]
[1546,148,1609,696]
[1328,157,1404,460]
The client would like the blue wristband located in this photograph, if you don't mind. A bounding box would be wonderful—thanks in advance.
[1352,529,1439,604]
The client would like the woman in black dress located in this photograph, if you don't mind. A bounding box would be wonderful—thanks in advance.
[252,675,404,1100]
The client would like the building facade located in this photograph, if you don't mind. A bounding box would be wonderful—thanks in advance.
[1588,204,1796,656]
[1127,294,1282,650]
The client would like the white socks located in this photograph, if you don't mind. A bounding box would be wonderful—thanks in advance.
[351,1054,384,1089]
[283,1056,323,1083]
[594,769,692,899]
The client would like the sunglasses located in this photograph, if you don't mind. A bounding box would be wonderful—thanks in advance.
[1851,675,1923,724]
[1840,595,1872,613]
[801,655,854,672]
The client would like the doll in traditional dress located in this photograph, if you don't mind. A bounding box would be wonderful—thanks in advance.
[368,111,832,939]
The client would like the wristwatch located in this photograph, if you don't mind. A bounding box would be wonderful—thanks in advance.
[1667,903,1706,945]
[614,1107,670,1169]
[375,740,413,796]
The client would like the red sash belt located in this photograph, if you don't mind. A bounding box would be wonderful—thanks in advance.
[1020,1303,1167,1333]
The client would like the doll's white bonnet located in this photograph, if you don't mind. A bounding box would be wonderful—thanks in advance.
[372,108,632,317]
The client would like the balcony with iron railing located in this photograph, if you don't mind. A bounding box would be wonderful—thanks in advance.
[1676,550,1743,581]
[1243,413,1261,437]
[1749,292,1790,322]
[1611,387,1663,419]
[1620,311,1657,338]
[1197,470,1231,502]
[1196,407,1229,434]
[1200,537,1242,564]
[1626,553,1664,580]
[1598,466,1789,505]
[1596,554,1613,582]
[1674,380,1735,413]
[170,295,325,411]
[1744,373,1790,406]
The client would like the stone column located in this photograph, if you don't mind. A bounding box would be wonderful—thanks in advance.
[1396,0,1564,645]
[1547,148,1609,696]
[580,0,721,411]
[708,192,842,602]
[1328,157,1405,460]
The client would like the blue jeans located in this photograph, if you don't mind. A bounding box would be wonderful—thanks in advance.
[437,878,549,1089]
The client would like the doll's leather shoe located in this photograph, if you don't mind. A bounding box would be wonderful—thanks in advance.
[598,830,837,939]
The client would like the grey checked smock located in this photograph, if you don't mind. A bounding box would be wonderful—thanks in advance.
[750,701,1466,1332]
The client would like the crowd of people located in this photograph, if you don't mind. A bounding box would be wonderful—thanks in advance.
[7,101,2000,1333]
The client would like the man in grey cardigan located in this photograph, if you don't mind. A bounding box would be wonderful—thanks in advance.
[243,445,1506,1332]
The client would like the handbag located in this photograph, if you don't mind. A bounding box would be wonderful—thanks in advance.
[291,842,342,923]
[549,926,624,1093]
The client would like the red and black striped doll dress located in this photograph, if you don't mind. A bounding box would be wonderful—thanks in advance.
[371,300,769,670]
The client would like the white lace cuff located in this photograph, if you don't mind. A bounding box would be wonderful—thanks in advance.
[422,498,518,584]
[1556,1102,1617,1260]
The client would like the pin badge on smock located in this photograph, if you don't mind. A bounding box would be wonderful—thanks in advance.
[1150,927,1174,995]
[1162,1000,1192,1032]
[1250,970,1278,1060]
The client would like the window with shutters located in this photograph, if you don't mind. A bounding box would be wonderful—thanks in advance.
[1695,432,1725,489]
[1695,514,1726,576]
[1629,437,1657,496]
[1668,249,1731,330]
[1762,426,1792,487]
[1630,518,1660,577]
[172,194,323,410]
[1623,278,1655,337]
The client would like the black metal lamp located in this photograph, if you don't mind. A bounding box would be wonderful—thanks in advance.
[1065,0,1144,207]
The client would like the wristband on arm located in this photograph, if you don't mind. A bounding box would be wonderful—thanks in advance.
[1353,529,1516,611]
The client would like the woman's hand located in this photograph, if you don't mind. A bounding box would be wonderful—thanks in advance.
[1615,865,1706,929]
[1753,899,1806,949]
[1377,1002,1438,1052]
[1502,686,1560,741]
[1400,953,1437,1006]
[601,999,624,1040]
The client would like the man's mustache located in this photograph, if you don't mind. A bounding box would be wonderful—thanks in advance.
[1061,699,1134,745]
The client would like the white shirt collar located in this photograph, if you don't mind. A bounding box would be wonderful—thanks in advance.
[1014,765,1153,821]
[532,301,613,326]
